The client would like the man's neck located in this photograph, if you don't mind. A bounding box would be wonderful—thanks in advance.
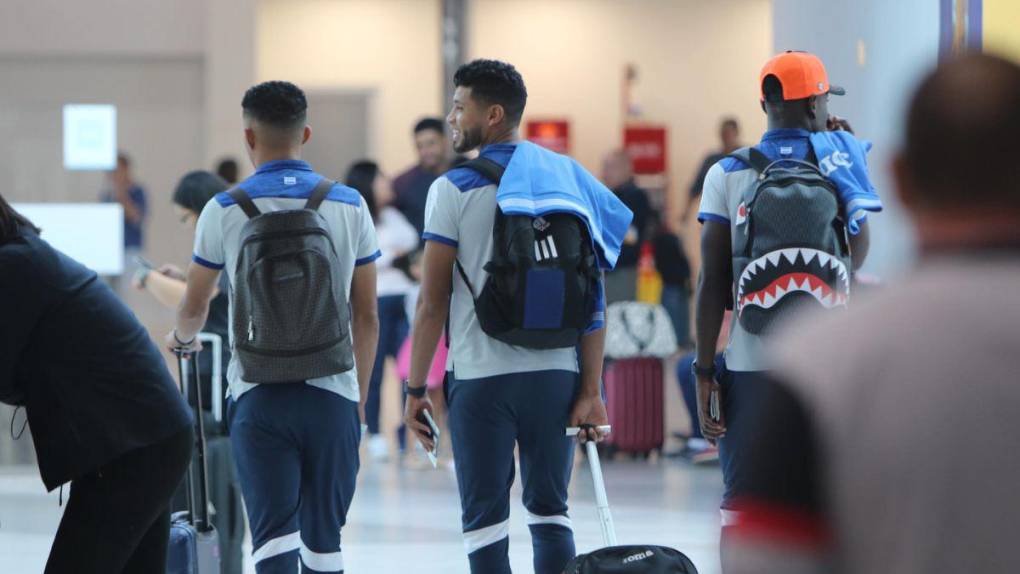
[253,149,302,168]
[480,126,520,149]
[767,118,814,132]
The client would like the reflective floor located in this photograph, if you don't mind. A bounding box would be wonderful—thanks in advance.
[0,453,723,573]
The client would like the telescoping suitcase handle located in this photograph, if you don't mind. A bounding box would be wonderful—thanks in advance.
[566,425,618,546]
[174,348,214,533]
[196,333,224,423]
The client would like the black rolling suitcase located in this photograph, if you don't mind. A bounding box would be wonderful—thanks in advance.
[168,350,221,574]
[564,425,698,574]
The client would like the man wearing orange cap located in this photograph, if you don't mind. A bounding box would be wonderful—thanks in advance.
[692,51,875,545]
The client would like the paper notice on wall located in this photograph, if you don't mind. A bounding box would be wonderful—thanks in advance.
[63,104,117,171]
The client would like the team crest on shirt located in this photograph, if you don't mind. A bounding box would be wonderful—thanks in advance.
[736,202,748,226]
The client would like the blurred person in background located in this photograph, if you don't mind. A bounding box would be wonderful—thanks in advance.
[695,51,878,548]
[0,194,192,574]
[671,311,729,464]
[346,159,419,461]
[652,213,693,347]
[601,149,651,303]
[685,118,741,221]
[216,157,241,184]
[102,152,148,254]
[101,152,148,292]
[393,117,453,237]
[724,53,1020,574]
[133,170,244,574]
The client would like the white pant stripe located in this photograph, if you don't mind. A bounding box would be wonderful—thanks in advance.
[300,541,344,572]
[535,241,543,261]
[463,519,510,555]
[252,531,301,564]
[547,237,559,259]
[526,512,573,530]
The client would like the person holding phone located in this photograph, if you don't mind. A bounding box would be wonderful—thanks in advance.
[694,51,875,544]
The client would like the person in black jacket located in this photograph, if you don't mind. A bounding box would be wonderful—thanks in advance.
[0,193,193,574]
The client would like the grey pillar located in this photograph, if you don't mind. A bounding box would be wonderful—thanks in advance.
[442,0,467,112]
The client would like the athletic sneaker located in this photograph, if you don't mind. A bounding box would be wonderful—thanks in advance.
[367,434,390,462]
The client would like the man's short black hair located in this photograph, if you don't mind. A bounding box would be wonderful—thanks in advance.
[414,117,445,136]
[242,81,308,129]
[453,59,528,125]
[762,74,786,104]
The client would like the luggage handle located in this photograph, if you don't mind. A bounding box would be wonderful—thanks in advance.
[175,349,214,533]
[566,424,618,547]
[196,333,224,423]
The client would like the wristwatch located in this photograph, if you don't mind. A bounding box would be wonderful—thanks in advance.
[691,360,717,378]
[403,380,427,399]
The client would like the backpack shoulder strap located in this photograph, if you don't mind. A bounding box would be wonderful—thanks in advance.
[462,156,506,185]
[726,147,772,175]
[305,178,334,211]
[227,187,260,219]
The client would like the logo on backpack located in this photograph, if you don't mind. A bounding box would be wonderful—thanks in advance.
[728,147,853,335]
[622,550,655,564]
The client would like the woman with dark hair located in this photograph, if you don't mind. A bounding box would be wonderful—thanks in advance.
[132,170,245,574]
[134,171,232,411]
[345,160,418,461]
[0,193,193,573]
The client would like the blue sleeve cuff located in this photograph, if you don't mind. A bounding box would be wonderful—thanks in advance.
[192,254,224,270]
[422,232,458,248]
[355,250,382,266]
[698,212,731,225]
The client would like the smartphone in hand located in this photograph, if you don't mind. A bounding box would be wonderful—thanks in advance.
[417,409,440,468]
[709,388,722,423]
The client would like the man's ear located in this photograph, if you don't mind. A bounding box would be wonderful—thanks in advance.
[244,128,256,151]
[806,95,819,120]
[302,125,312,145]
[487,104,505,127]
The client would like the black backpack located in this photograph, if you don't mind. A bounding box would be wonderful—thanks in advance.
[455,157,600,349]
[227,179,354,383]
[565,545,699,573]
[726,147,852,335]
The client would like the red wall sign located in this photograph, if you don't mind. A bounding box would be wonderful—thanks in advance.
[526,119,571,154]
[623,125,668,174]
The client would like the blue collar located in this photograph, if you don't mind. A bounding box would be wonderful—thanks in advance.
[480,142,519,155]
[255,159,313,174]
[762,128,812,141]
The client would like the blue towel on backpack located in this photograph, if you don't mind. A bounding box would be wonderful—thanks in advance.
[809,130,883,235]
[497,141,634,270]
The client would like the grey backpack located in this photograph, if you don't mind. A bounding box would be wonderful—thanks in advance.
[728,147,852,335]
[227,179,353,383]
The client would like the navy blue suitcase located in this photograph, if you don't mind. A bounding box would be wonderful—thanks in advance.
[168,351,221,574]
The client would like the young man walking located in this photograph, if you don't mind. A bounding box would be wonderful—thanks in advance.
[404,59,632,574]
[694,51,879,542]
[170,80,380,574]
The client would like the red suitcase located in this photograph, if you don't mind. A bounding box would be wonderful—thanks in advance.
[603,358,665,457]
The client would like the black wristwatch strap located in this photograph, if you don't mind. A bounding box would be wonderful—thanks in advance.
[691,360,717,378]
[403,380,427,398]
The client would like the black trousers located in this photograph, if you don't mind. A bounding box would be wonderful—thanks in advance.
[45,427,193,574]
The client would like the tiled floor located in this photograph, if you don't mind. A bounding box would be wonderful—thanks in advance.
[0,453,723,573]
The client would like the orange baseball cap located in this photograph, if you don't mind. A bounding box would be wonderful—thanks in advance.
[759,51,845,101]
